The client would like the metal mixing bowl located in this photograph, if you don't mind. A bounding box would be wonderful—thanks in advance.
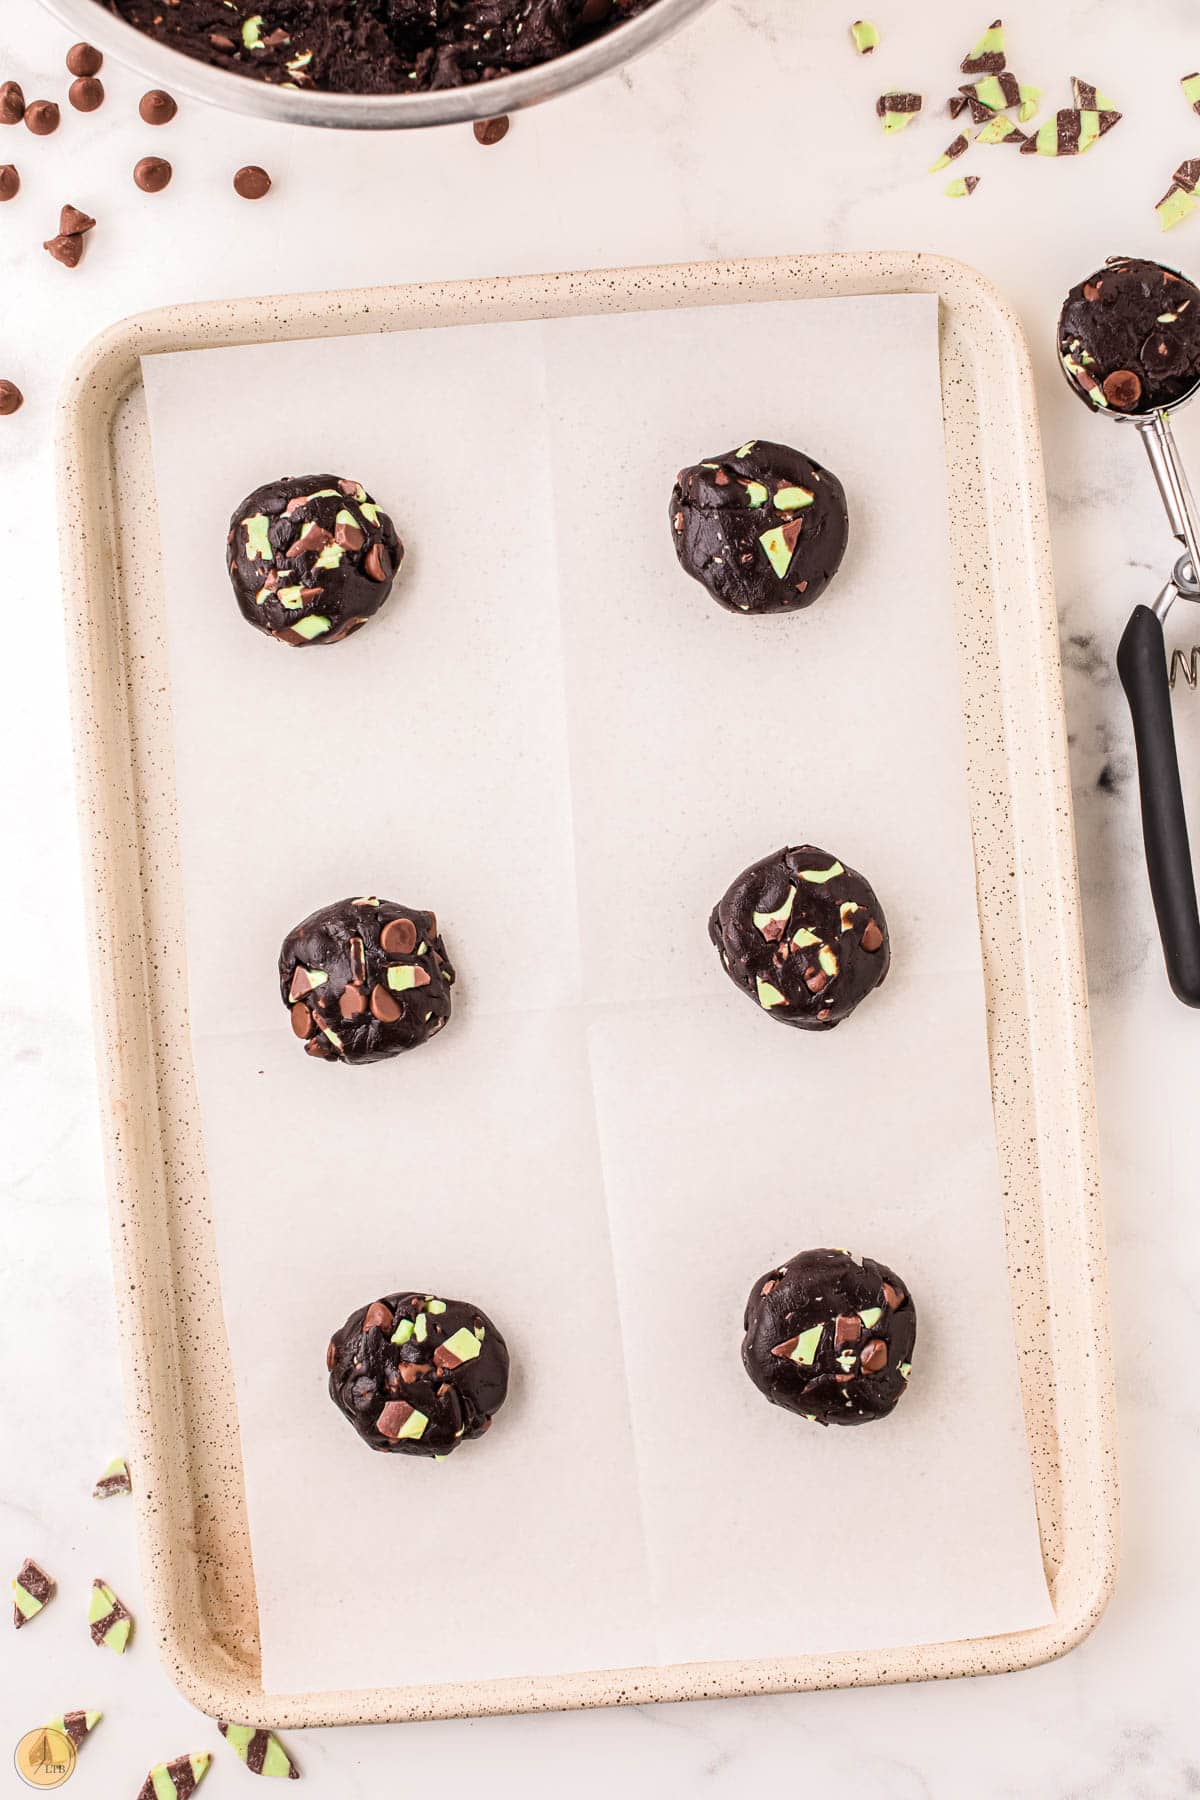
[37,0,714,128]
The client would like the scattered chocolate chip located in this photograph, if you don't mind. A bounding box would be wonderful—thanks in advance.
[0,379,23,415]
[139,88,177,125]
[1082,280,1103,303]
[861,918,884,952]
[335,516,364,551]
[1102,368,1142,409]
[0,81,25,125]
[67,43,103,76]
[44,232,83,268]
[59,204,95,235]
[24,100,60,136]
[835,1314,862,1347]
[210,32,237,50]
[473,114,510,146]
[881,1282,903,1309]
[760,1278,777,1296]
[326,1338,336,1371]
[0,164,17,201]
[380,917,417,956]
[133,156,172,193]
[363,542,390,581]
[339,984,367,1019]
[69,77,104,112]
[233,164,271,199]
[363,1300,394,1334]
[860,1339,888,1374]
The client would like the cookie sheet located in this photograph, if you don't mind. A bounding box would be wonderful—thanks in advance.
[139,290,1053,1694]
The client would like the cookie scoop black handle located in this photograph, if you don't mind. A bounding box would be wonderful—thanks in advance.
[1117,603,1200,1005]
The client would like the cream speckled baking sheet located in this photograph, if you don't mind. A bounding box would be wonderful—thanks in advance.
[56,254,1116,1726]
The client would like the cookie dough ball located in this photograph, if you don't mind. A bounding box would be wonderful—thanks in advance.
[670,439,848,615]
[281,896,453,1064]
[742,1248,916,1427]
[227,473,402,646]
[1058,257,1200,414]
[328,1291,509,1457]
[709,845,889,1030]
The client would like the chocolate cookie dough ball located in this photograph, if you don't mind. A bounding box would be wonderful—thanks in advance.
[328,1291,509,1457]
[1058,257,1200,414]
[670,439,848,614]
[281,896,453,1064]
[709,845,889,1030]
[227,473,402,646]
[742,1248,916,1427]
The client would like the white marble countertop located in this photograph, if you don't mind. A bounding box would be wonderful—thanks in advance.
[3,0,1199,1792]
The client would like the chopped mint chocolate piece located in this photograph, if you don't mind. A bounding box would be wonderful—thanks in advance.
[1072,76,1115,110]
[961,18,1005,76]
[435,1326,483,1368]
[877,89,922,133]
[1183,71,1200,114]
[135,1751,211,1800]
[88,1579,132,1653]
[218,1721,300,1779]
[12,1558,54,1629]
[755,976,787,1009]
[93,1455,132,1499]
[1017,83,1041,122]
[930,131,972,171]
[1020,108,1121,154]
[849,18,878,53]
[48,1711,102,1751]
[975,114,1024,144]
[958,71,1018,112]
[1158,184,1198,232]
[752,890,795,938]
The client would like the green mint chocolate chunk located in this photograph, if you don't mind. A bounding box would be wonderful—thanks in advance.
[291,615,331,639]
[314,542,344,571]
[817,945,839,977]
[1183,71,1200,110]
[1018,83,1041,121]
[758,525,794,578]
[755,976,787,1009]
[387,965,420,992]
[858,1306,883,1328]
[441,1325,483,1363]
[773,485,814,510]
[849,18,878,53]
[427,1298,447,1314]
[752,890,795,935]
[242,14,263,47]
[900,1361,913,1379]
[798,860,844,883]
[391,1318,414,1344]
[243,514,272,561]
[1158,187,1197,232]
[277,585,304,608]
[743,480,769,507]
[792,925,821,947]
[397,1407,428,1441]
[414,1312,428,1343]
[790,1322,824,1366]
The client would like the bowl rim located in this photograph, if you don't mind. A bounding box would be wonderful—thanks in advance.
[36,0,714,129]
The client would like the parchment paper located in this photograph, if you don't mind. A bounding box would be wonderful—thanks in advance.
[140,290,1053,1695]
